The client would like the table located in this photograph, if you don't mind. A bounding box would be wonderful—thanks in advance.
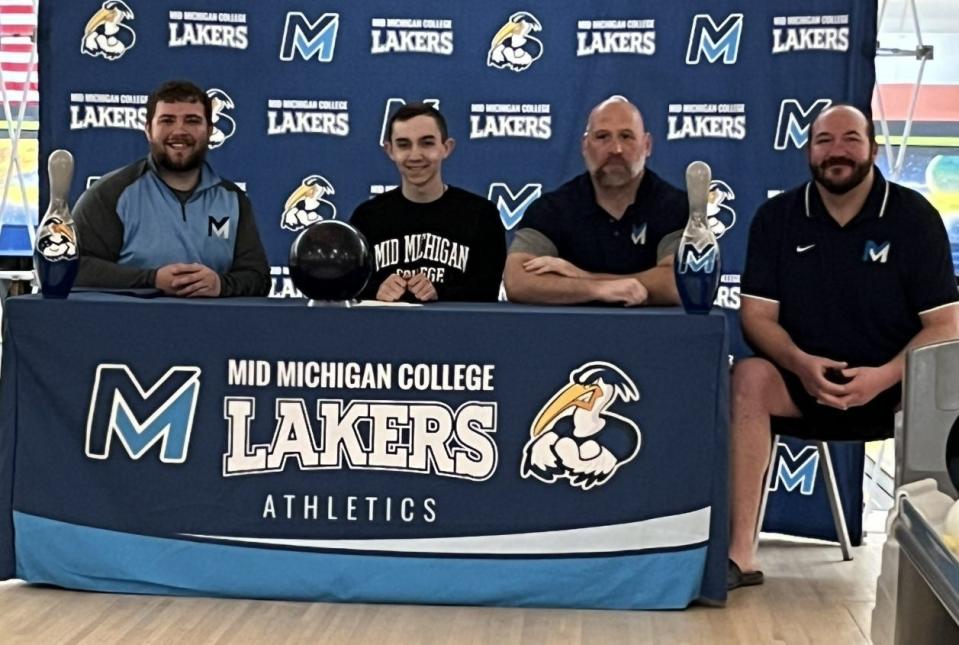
[0,294,728,609]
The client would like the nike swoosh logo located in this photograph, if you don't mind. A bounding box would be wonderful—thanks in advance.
[796,244,816,253]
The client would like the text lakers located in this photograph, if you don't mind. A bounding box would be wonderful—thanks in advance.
[224,359,499,481]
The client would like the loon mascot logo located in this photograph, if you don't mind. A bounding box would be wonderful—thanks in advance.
[36,216,78,261]
[281,175,337,231]
[207,88,236,149]
[487,12,543,72]
[707,179,736,238]
[521,361,641,490]
[81,0,136,60]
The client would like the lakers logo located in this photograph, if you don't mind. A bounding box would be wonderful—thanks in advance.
[207,89,236,149]
[487,12,543,72]
[281,175,337,232]
[37,216,78,262]
[707,180,736,238]
[81,1,136,61]
[521,362,641,490]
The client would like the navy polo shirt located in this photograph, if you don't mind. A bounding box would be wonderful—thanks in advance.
[742,168,958,367]
[518,170,687,274]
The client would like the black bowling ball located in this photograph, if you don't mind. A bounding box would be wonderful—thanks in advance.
[288,220,372,301]
[948,417,959,493]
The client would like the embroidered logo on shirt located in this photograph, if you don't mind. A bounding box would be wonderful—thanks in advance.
[208,216,231,239]
[795,243,815,253]
[863,240,890,263]
[631,222,647,245]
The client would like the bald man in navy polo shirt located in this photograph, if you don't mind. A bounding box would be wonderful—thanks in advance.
[728,104,959,590]
[503,96,686,306]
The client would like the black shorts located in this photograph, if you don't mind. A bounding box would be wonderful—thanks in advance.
[776,367,899,442]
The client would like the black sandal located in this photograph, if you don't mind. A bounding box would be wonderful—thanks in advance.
[727,559,764,590]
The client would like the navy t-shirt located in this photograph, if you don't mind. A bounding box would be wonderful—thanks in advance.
[518,170,687,274]
[741,169,958,367]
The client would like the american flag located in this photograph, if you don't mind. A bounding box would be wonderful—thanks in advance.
[0,0,36,260]
[0,0,36,106]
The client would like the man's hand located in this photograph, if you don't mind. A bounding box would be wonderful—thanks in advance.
[593,278,648,307]
[407,273,438,302]
[376,273,408,302]
[523,256,587,278]
[836,366,897,408]
[156,263,221,298]
[791,353,850,409]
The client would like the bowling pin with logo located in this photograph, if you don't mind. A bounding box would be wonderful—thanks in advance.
[674,160,720,314]
[35,149,80,298]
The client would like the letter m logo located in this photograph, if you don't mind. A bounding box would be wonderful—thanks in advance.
[686,14,743,64]
[85,365,201,463]
[678,243,717,274]
[864,240,891,263]
[280,12,339,62]
[769,443,819,495]
[488,182,542,230]
[208,216,230,240]
[774,98,832,150]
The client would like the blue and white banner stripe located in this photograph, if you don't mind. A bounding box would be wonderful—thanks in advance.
[184,506,711,555]
[14,510,711,608]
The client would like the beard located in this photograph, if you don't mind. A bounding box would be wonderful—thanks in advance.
[151,136,208,173]
[592,158,642,188]
[810,156,872,195]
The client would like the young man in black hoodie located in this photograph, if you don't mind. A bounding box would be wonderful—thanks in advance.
[350,103,506,303]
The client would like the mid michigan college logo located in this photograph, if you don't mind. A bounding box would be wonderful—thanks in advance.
[281,175,337,231]
[686,13,742,65]
[280,12,338,62]
[667,103,746,141]
[677,240,719,274]
[168,9,249,49]
[487,11,543,72]
[469,103,551,140]
[770,441,820,495]
[863,240,891,264]
[36,216,78,261]
[222,360,499,481]
[81,0,137,60]
[267,98,350,136]
[69,92,147,131]
[207,88,236,149]
[85,364,202,463]
[576,18,655,57]
[521,361,641,490]
[488,182,542,230]
[708,180,737,238]
[772,14,849,54]
[370,17,454,55]
[774,98,832,150]
[208,215,230,240]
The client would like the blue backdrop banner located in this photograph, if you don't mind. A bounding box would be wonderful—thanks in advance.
[39,0,876,301]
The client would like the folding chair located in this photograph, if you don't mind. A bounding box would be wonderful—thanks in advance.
[754,417,855,561]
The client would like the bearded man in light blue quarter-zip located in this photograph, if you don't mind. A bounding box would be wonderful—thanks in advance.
[73,79,269,297]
